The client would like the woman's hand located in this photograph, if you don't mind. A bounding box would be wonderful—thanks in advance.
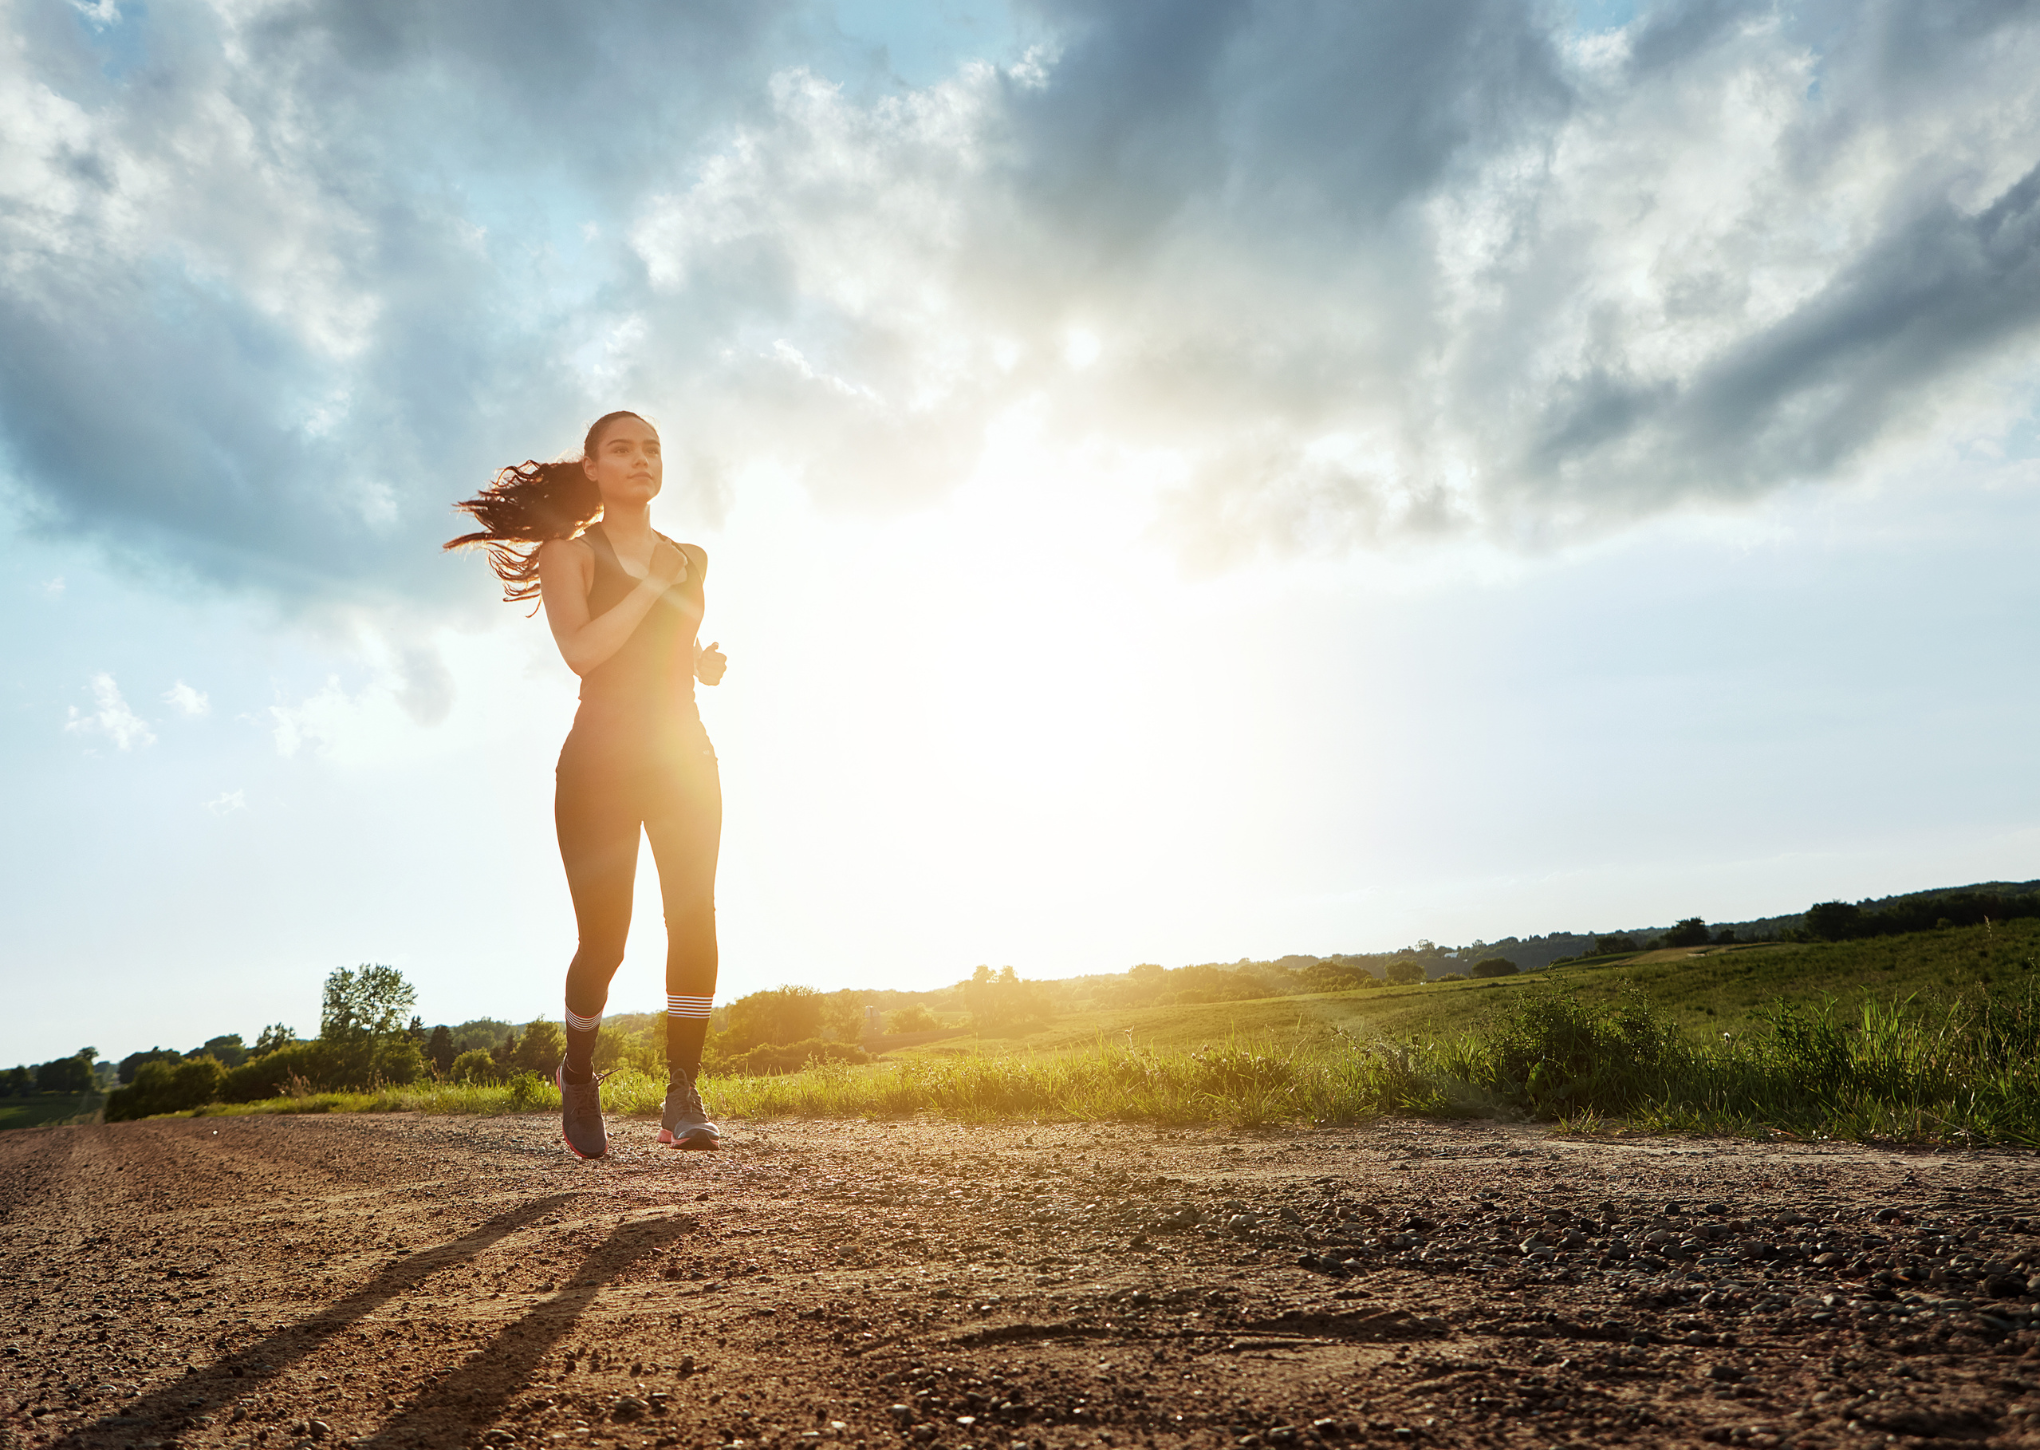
[647,540,687,588]
[695,640,727,686]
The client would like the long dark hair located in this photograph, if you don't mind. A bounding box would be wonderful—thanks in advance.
[445,411,646,602]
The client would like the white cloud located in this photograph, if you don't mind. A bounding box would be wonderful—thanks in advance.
[64,672,154,750]
[163,680,210,718]
[205,789,246,815]
[3,3,2039,597]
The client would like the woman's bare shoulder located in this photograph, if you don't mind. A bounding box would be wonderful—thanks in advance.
[667,538,708,577]
[538,535,595,567]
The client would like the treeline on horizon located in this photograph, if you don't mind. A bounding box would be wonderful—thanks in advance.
[12,879,2037,1121]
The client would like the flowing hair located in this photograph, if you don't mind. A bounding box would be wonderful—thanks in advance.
[445,410,647,602]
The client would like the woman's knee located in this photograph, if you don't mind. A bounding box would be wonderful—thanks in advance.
[567,939,629,981]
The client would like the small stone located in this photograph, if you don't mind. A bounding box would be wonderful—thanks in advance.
[308,1421,332,1441]
[889,1404,916,1426]
[611,1396,649,1423]
[1704,1202,1729,1216]
[1702,1365,1747,1383]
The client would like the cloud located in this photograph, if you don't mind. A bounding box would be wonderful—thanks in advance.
[3,0,2039,598]
[205,788,245,815]
[163,680,209,718]
[64,671,153,749]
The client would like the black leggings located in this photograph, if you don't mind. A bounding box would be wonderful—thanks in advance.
[555,724,722,1034]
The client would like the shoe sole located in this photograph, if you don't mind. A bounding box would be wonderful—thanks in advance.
[656,1128,720,1151]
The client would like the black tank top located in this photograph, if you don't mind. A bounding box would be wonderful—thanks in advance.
[573,522,705,731]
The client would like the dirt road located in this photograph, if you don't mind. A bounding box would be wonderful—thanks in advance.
[4,1113,2039,1450]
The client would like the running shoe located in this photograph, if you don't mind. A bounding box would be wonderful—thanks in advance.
[556,1058,608,1160]
[657,1079,721,1151]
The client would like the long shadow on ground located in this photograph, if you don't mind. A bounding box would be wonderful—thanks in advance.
[53,1193,583,1450]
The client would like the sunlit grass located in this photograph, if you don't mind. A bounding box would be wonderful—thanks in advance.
[176,975,2040,1149]
[129,919,2040,1149]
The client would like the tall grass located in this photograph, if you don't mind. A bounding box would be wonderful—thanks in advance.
[169,978,2040,1147]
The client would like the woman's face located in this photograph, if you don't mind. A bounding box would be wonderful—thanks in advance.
[582,415,662,510]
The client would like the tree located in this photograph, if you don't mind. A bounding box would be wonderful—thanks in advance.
[425,1025,456,1077]
[169,1056,227,1108]
[374,1037,425,1084]
[1303,961,1365,992]
[320,965,418,1042]
[1663,918,1710,948]
[1591,936,1640,957]
[253,1023,299,1055]
[35,1050,96,1093]
[3,1066,30,1097]
[963,966,1050,1033]
[1384,958,1426,986]
[1470,957,1518,978]
[451,1049,500,1084]
[200,1034,248,1069]
[1804,901,1865,941]
[885,1004,942,1033]
[722,987,826,1051]
[118,1047,181,1084]
[513,1020,567,1075]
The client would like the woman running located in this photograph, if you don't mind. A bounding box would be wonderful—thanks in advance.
[447,410,726,1157]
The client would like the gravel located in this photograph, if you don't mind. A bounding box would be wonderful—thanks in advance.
[5,1114,2040,1450]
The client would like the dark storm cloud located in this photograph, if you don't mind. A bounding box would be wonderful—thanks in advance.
[4,0,2040,601]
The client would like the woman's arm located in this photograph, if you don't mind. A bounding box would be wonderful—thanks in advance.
[677,544,728,685]
[538,537,685,677]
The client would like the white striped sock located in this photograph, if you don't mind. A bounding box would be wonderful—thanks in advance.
[564,1007,602,1034]
[667,994,713,1019]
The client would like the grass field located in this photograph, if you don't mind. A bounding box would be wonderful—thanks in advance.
[87,918,2040,1146]
[893,917,2040,1057]
[0,1092,103,1131]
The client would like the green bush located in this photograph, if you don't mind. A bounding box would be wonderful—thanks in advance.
[1470,957,1518,978]
[222,1042,329,1102]
[170,1056,228,1110]
[451,1049,501,1084]
[108,1055,230,1119]
[374,1037,425,1085]
[506,1071,550,1109]
[1460,986,1691,1115]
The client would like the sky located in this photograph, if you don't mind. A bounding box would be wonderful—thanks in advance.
[4,0,2040,1067]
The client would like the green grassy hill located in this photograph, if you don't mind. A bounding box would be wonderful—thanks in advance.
[887,917,2039,1059]
[0,1091,104,1131]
